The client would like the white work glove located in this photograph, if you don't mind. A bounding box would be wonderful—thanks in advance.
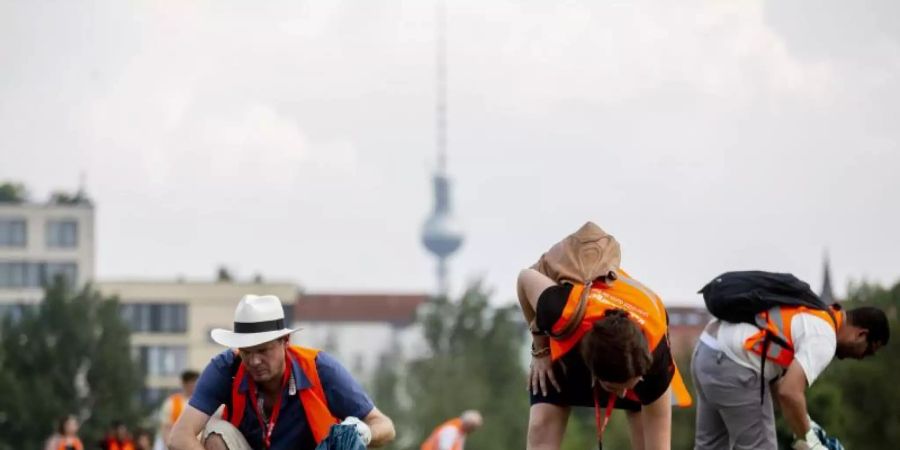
[792,418,826,450]
[341,416,372,446]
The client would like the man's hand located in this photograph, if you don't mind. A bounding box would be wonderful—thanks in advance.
[792,419,844,450]
[792,428,827,450]
[342,417,372,446]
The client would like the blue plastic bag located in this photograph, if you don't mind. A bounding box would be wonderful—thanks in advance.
[314,424,366,450]
[815,427,845,450]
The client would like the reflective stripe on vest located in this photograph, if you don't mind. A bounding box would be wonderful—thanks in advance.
[744,306,843,367]
[169,393,185,424]
[225,345,340,446]
[420,418,464,450]
[548,269,693,408]
[57,437,84,450]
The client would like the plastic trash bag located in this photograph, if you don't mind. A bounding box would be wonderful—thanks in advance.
[314,424,366,450]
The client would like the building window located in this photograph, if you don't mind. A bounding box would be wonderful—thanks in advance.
[669,312,684,326]
[45,262,78,285]
[0,261,77,288]
[46,219,78,248]
[136,345,188,377]
[0,303,31,324]
[0,218,26,247]
[0,262,29,288]
[120,303,188,333]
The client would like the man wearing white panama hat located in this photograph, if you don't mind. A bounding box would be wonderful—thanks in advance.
[168,295,396,450]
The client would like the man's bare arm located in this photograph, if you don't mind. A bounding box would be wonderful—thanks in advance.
[363,407,395,447]
[168,405,211,450]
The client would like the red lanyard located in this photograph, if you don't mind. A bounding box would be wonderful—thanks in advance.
[247,356,291,449]
[593,385,617,446]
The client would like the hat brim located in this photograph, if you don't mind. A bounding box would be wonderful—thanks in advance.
[210,327,301,349]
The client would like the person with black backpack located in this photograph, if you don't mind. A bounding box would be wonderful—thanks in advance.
[692,271,889,450]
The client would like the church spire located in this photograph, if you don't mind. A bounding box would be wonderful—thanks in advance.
[820,250,835,304]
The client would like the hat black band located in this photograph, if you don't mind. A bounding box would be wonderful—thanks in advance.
[233,319,285,333]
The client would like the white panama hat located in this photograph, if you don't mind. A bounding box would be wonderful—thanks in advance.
[210,294,300,349]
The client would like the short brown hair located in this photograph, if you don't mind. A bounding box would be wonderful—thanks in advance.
[580,309,652,382]
[180,370,200,384]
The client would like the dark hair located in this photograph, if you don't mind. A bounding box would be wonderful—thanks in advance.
[847,306,890,346]
[580,309,652,383]
[180,370,200,384]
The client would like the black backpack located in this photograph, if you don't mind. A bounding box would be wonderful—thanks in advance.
[699,270,830,326]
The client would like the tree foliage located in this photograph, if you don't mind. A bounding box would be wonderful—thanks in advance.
[0,181,27,203]
[371,282,529,450]
[0,279,145,450]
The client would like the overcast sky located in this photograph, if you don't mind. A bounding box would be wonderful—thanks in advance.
[2,0,898,306]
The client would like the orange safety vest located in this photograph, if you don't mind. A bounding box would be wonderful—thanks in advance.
[549,269,693,408]
[56,436,84,450]
[744,305,844,367]
[224,345,340,446]
[168,392,186,424]
[105,439,135,450]
[420,418,465,450]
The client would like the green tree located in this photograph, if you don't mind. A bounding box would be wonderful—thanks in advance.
[49,190,90,205]
[0,278,145,450]
[371,282,529,450]
[0,181,27,203]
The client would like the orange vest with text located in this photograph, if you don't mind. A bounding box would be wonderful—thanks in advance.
[420,418,464,450]
[744,305,844,367]
[224,345,340,445]
[549,269,692,407]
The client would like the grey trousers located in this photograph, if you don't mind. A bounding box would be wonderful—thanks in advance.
[691,340,777,450]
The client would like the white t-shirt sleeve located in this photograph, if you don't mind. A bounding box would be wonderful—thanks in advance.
[790,314,837,386]
[436,425,462,450]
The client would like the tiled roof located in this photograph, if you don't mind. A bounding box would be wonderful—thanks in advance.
[295,293,428,325]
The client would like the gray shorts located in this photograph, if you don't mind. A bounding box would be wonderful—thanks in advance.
[691,340,777,450]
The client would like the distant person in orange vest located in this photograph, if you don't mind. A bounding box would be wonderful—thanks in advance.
[155,370,200,450]
[102,422,136,450]
[44,415,84,450]
[518,222,692,450]
[420,410,482,450]
[168,294,395,450]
